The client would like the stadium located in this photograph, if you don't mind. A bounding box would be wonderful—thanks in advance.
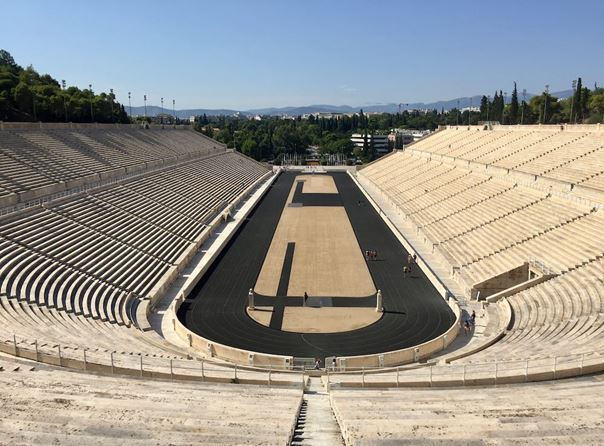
[0,120,603,444]
[2,1,604,444]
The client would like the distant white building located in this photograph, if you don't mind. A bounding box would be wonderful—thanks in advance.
[350,133,389,155]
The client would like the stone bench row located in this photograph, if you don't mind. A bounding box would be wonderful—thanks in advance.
[0,128,225,198]
[330,376,604,445]
[0,367,302,446]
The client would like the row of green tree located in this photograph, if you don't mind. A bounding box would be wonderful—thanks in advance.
[0,49,129,123]
[475,80,604,125]
[195,80,603,163]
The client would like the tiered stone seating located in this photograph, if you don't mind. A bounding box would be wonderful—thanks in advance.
[0,152,269,321]
[421,186,547,245]
[0,149,53,194]
[0,293,181,359]
[407,126,604,197]
[439,196,592,268]
[462,258,604,362]
[460,210,604,285]
[492,131,587,170]
[0,127,224,202]
[0,209,171,315]
[471,130,560,164]
[358,125,604,382]
[0,126,273,384]
[447,129,518,159]
[363,127,604,292]
[517,132,604,178]
[0,365,302,445]
[409,127,485,155]
[331,376,604,445]
[0,288,302,385]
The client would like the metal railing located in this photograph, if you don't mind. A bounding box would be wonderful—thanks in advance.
[3,333,602,389]
[324,351,604,388]
[0,334,306,389]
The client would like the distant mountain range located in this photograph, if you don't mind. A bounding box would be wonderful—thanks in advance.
[128,90,575,118]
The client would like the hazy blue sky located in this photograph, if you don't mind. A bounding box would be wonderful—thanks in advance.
[3,0,603,109]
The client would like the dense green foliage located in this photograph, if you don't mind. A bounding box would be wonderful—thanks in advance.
[478,78,604,125]
[3,48,603,162]
[195,108,475,163]
[0,49,128,123]
[196,80,604,162]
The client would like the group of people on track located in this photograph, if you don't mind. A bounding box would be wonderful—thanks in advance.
[365,249,378,260]
[402,253,417,278]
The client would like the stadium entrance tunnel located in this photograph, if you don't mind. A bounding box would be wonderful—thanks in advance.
[177,171,456,365]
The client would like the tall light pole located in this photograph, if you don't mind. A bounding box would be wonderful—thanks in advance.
[161,97,164,125]
[128,92,132,119]
[110,88,114,123]
[172,99,176,125]
[503,92,507,125]
[521,89,527,125]
[61,79,68,122]
[89,84,94,122]
[144,94,147,119]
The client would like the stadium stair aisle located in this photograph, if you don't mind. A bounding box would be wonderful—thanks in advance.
[291,379,345,446]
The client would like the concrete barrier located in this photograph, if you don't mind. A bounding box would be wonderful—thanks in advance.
[444,299,512,363]
[486,272,557,303]
[173,315,294,368]
[333,299,461,369]
[0,337,300,387]
[17,183,66,203]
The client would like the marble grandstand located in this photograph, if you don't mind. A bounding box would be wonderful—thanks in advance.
[343,125,604,381]
[1,122,604,445]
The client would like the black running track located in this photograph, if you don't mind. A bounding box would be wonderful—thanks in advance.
[178,172,455,360]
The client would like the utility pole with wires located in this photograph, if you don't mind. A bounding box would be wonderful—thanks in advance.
[89,84,94,122]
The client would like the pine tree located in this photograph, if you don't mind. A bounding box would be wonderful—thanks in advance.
[480,96,488,120]
[580,87,591,121]
[572,78,582,123]
[510,82,519,125]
